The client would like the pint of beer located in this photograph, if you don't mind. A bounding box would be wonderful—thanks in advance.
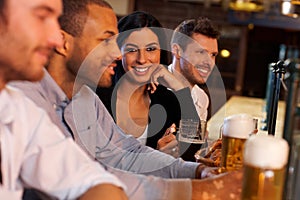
[220,114,256,172]
[241,135,289,200]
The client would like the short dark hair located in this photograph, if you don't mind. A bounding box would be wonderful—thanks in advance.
[171,17,220,51]
[0,0,7,25]
[59,0,112,37]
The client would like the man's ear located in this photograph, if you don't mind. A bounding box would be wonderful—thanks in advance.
[171,43,182,59]
[55,30,72,57]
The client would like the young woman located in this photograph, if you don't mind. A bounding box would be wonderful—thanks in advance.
[97,11,198,157]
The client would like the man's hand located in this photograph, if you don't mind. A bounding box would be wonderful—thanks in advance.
[192,170,243,200]
[195,164,221,179]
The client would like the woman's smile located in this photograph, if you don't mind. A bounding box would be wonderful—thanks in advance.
[132,65,152,75]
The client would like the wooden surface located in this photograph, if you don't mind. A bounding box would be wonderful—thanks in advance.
[207,95,286,140]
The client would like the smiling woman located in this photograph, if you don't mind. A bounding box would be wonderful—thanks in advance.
[120,28,161,84]
[97,11,199,158]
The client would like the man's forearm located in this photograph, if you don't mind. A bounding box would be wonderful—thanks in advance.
[107,166,192,200]
[79,184,128,200]
[191,170,243,200]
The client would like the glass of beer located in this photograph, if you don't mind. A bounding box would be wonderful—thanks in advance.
[220,113,257,172]
[178,118,206,161]
[241,134,289,200]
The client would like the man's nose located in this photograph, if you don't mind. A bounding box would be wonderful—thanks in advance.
[112,43,122,60]
[203,53,214,67]
[48,22,63,49]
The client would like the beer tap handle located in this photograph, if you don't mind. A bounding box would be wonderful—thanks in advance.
[267,60,286,135]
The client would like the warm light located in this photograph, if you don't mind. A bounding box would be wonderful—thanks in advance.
[220,49,231,58]
[281,0,300,18]
[229,0,264,12]
[282,1,293,15]
[291,0,300,4]
[248,23,254,30]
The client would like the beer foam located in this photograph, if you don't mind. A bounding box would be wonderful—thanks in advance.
[222,113,255,138]
[244,135,289,169]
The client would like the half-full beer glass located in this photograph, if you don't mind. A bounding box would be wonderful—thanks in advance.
[178,119,206,161]
[220,114,257,172]
[241,135,289,200]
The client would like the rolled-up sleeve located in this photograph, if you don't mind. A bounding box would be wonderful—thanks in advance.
[91,92,200,179]
[106,166,192,200]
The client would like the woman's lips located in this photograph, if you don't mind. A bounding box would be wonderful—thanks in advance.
[132,65,151,75]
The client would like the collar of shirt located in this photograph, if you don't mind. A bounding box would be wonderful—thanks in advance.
[191,85,209,120]
[40,70,70,110]
[0,88,15,125]
[191,85,208,105]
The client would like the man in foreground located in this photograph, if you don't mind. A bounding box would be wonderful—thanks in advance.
[0,0,128,199]
[12,0,243,199]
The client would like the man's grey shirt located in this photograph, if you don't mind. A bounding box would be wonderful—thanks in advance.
[11,71,198,200]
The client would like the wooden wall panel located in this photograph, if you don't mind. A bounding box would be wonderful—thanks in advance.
[135,0,228,29]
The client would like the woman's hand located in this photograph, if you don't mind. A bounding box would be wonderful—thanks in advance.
[157,123,179,158]
[149,64,188,92]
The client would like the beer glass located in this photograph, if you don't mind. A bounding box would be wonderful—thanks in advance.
[241,135,289,200]
[220,113,257,172]
[178,119,206,161]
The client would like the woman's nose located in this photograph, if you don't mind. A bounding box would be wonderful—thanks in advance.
[137,49,147,64]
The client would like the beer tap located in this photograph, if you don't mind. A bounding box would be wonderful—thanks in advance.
[267,60,286,135]
[261,64,275,131]
[283,59,300,144]
[282,59,300,200]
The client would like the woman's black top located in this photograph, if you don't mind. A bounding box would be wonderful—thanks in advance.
[96,85,199,149]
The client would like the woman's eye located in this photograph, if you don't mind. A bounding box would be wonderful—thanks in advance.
[125,48,137,53]
[146,46,158,51]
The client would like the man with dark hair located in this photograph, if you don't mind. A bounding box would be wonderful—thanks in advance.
[169,17,220,121]
[0,0,127,199]
[12,0,243,199]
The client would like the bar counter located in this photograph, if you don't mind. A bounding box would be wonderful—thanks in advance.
[207,95,286,140]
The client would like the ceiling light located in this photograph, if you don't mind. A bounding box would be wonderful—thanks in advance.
[281,0,300,18]
[228,0,264,12]
[220,49,231,58]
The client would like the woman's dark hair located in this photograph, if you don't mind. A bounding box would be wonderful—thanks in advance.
[113,11,171,84]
